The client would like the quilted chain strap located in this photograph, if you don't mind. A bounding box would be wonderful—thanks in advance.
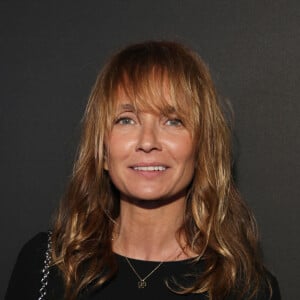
[38,231,52,300]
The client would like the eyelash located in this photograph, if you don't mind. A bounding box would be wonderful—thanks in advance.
[165,118,183,126]
[114,117,135,125]
[114,116,183,127]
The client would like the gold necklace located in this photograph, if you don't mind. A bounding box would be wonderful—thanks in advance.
[125,257,163,288]
[124,248,184,288]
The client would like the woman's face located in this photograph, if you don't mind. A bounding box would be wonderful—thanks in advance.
[104,89,195,204]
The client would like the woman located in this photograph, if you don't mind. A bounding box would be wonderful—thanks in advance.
[6,41,280,300]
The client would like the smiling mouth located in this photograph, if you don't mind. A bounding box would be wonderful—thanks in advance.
[132,166,167,171]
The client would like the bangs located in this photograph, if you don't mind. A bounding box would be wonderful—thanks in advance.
[108,65,200,132]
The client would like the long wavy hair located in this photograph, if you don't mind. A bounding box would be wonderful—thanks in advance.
[52,41,270,299]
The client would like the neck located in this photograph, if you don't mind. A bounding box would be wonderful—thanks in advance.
[112,197,187,261]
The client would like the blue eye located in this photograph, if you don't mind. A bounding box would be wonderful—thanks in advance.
[115,117,135,125]
[166,118,183,126]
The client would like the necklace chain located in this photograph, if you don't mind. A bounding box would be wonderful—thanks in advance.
[125,257,164,288]
[124,247,184,288]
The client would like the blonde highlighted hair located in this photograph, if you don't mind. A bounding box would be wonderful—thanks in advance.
[52,41,270,299]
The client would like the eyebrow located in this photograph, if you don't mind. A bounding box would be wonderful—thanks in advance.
[164,106,176,114]
[117,103,136,112]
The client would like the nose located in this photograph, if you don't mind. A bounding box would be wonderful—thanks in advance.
[136,121,162,153]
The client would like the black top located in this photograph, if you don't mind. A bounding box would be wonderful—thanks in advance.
[5,232,281,300]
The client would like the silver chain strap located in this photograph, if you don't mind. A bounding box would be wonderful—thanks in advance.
[38,231,52,300]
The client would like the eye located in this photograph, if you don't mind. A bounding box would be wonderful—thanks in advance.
[114,117,135,125]
[165,118,183,126]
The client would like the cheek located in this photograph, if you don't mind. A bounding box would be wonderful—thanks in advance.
[167,135,194,159]
[105,134,135,170]
[175,140,196,177]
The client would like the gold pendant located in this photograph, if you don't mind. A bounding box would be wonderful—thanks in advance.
[138,280,147,288]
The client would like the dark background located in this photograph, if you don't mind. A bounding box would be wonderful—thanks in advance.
[1,1,299,299]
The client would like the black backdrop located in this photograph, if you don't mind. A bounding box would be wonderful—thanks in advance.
[1,1,299,299]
